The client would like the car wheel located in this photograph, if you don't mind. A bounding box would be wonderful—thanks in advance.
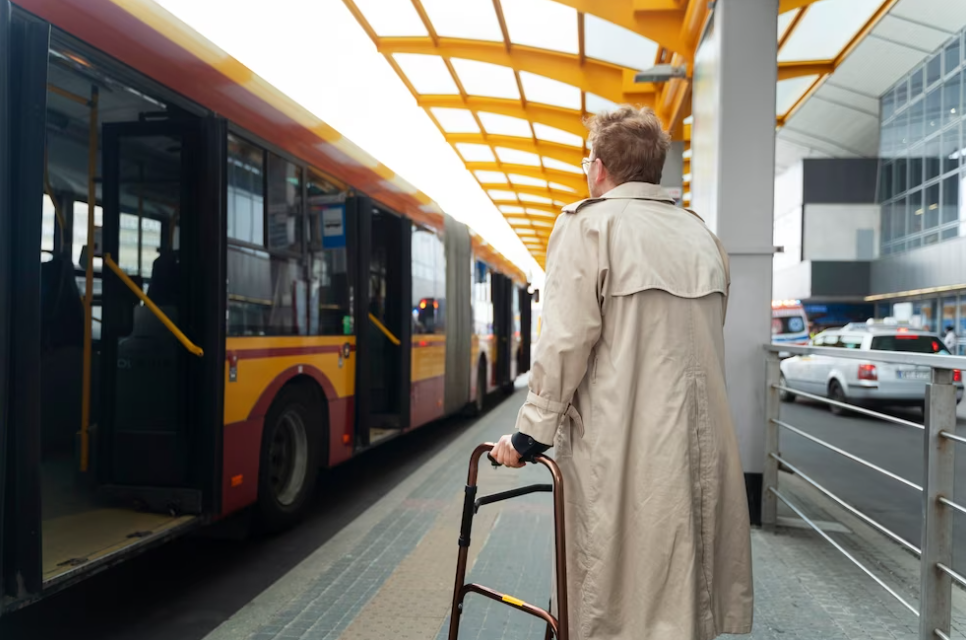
[828,380,849,416]
[778,374,795,403]
[257,385,321,532]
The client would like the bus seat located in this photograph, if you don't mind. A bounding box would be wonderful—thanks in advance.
[40,254,84,350]
[147,251,179,307]
[40,254,84,456]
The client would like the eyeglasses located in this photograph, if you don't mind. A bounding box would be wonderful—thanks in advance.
[581,157,593,175]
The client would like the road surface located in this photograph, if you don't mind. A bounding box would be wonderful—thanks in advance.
[779,398,966,571]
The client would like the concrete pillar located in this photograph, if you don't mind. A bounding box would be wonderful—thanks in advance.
[691,0,778,524]
[660,141,685,204]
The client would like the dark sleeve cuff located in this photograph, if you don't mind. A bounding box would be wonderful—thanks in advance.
[511,432,552,459]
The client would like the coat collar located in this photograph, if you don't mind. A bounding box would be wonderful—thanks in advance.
[562,182,676,214]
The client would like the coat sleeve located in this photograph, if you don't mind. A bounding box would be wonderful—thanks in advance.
[515,212,602,446]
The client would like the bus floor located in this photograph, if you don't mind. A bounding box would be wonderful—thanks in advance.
[40,454,193,583]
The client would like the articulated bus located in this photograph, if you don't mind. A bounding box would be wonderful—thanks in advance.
[0,0,532,613]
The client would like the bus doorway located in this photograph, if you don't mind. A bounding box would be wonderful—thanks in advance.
[352,202,411,447]
[31,37,223,589]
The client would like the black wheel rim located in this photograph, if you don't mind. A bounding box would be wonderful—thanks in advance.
[268,409,309,506]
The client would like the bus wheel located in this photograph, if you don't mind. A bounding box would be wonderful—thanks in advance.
[257,385,320,532]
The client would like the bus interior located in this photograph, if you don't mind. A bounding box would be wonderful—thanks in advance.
[38,35,206,586]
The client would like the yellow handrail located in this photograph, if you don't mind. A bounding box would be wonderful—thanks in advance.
[104,253,204,357]
[368,312,401,346]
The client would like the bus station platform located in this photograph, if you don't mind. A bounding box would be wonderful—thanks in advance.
[199,383,965,640]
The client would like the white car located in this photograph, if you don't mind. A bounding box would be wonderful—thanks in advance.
[780,324,964,415]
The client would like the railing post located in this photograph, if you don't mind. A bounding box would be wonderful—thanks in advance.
[919,367,956,640]
[762,350,781,531]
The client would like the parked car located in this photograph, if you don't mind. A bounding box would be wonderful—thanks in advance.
[779,322,964,415]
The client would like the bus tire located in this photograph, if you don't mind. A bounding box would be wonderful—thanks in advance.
[257,384,321,532]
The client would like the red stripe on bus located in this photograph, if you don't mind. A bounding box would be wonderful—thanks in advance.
[227,345,354,361]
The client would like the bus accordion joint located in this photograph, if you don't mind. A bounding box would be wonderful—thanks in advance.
[103,253,204,357]
[368,312,401,346]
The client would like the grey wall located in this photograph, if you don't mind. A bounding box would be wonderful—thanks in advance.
[803,158,878,204]
[871,235,966,295]
[811,261,871,297]
[660,141,684,191]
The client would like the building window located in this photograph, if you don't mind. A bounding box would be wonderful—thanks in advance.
[879,29,966,256]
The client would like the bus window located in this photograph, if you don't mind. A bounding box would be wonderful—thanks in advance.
[226,138,307,336]
[412,225,445,335]
[307,169,350,336]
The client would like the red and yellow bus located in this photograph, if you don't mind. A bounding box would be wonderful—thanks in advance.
[0,0,532,613]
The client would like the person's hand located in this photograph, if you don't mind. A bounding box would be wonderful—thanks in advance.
[491,434,525,468]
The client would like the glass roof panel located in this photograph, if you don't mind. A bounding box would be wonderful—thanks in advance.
[353,0,428,37]
[508,173,548,187]
[478,112,533,137]
[584,14,659,70]
[519,72,581,110]
[525,208,556,217]
[500,205,526,213]
[533,123,584,147]
[488,189,519,201]
[475,170,507,183]
[776,75,818,115]
[518,193,553,204]
[430,107,480,133]
[542,157,582,173]
[778,0,882,62]
[548,182,577,193]
[515,228,538,235]
[455,143,496,161]
[501,0,578,54]
[531,220,555,228]
[495,147,541,165]
[392,54,459,94]
[777,9,799,42]
[585,93,619,114]
[450,58,520,99]
[421,0,503,42]
[506,217,532,226]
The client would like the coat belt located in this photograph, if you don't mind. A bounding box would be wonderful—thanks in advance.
[526,391,584,438]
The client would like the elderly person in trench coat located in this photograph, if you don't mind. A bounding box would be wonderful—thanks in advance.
[491,106,754,640]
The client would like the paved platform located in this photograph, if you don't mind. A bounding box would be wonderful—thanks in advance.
[202,383,966,640]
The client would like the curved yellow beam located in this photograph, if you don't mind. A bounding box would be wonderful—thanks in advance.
[552,0,691,60]
[420,95,590,137]
[779,0,822,12]
[468,162,586,191]
[483,183,581,202]
[378,38,656,105]
[447,133,584,166]
[500,204,563,217]
[777,60,835,81]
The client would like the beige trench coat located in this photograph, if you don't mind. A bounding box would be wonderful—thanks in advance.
[515,182,753,640]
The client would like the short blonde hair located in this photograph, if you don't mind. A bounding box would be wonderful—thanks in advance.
[586,106,671,185]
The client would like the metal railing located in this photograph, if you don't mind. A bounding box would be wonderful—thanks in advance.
[762,343,966,640]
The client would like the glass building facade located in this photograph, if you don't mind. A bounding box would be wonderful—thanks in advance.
[879,29,966,255]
